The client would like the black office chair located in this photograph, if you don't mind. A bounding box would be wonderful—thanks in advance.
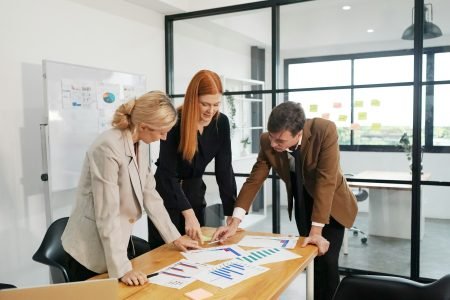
[333,274,450,300]
[32,217,71,283]
[0,283,17,290]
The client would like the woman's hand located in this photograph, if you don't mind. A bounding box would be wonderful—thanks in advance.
[173,235,201,252]
[182,209,204,244]
[120,269,148,286]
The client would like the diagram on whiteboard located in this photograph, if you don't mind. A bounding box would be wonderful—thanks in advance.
[61,79,96,109]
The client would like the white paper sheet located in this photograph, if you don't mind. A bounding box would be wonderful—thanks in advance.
[148,259,210,289]
[237,235,299,249]
[181,245,249,263]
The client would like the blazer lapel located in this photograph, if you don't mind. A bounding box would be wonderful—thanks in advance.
[300,119,313,171]
[123,130,143,204]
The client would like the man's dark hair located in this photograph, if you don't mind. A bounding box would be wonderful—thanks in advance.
[267,101,306,135]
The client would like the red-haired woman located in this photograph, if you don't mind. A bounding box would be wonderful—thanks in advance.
[148,70,236,248]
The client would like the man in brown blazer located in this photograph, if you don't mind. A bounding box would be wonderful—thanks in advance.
[213,101,357,300]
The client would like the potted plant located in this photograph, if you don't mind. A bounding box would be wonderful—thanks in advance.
[240,136,251,157]
[398,132,423,173]
[225,90,237,135]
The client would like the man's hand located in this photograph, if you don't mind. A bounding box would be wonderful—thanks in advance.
[301,226,329,256]
[172,235,201,252]
[182,209,204,244]
[120,269,148,286]
[211,217,241,243]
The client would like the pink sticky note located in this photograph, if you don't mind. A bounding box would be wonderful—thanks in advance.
[185,288,214,300]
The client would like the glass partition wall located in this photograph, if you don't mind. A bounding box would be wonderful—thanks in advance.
[166,0,450,281]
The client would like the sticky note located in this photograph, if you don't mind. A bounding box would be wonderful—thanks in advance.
[358,112,367,121]
[371,99,381,107]
[338,115,347,122]
[350,123,361,130]
[355,100,364,108]
[310,104,318,112]
[371,123,381,131]
[185,288,213,300]
[333,102,342,108]
[321,113,330,120]
[201,234,212,242]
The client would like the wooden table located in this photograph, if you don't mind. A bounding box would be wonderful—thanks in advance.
[91,228,318,300]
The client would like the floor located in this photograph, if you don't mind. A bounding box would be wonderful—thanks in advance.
[246,206,450,299]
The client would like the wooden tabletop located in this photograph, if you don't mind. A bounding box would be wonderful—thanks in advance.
[91,228,317,300]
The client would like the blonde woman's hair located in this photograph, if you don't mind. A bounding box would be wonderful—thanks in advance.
[112,90,177,131]
[179,70,223,162]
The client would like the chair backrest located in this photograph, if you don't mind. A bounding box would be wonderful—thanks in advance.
[0,283,17,290]
[32,217,70,283]
[333,274,450,300]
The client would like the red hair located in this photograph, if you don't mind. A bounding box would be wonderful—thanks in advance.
[178,70,223,162]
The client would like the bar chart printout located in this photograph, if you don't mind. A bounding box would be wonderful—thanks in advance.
[149,259,210,289]
[234,247,301,265]
[195,261,269,288]
[237,235,298,249]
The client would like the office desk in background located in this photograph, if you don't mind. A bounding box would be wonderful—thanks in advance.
[349,170,430,239]
[91,228,318,300]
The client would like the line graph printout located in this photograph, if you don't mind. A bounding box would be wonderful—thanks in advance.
[195,261,269,289]
[233,247,301,265]
[149,259,209,289]
[237,235,299,249]
[181,245,249,263]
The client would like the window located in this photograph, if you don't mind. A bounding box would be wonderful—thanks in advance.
[286,48,450,150]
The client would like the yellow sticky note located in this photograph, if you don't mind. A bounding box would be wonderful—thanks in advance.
[358,112,367,121]
[185,288,213,300]
[310,104,318,112]
[201,234,212,242]
[355,100,364,108]
[338,115,347,122]
[371,99,381,107]
[371,123,381,131]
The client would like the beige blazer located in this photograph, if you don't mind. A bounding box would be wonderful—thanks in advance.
[235,118,358,229]
[62,128,181,278]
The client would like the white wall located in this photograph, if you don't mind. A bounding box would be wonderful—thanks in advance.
[0,0,165,287]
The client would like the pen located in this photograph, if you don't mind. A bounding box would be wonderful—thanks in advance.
[208,240,221,245]
[147,272,159,278]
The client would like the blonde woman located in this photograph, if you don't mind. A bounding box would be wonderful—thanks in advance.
[148,70,237,248]
[62,91,199,286]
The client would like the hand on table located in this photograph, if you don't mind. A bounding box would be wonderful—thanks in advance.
[120,269,148,286]
[301,234,330,256]
[173,235,201,252]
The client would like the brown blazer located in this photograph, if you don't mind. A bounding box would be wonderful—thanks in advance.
[62,128,181,278]
[235,118,357,229]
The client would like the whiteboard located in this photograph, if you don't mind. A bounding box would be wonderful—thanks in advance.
[42,60,146,222]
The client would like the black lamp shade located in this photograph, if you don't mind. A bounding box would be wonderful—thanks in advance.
[402,21,443,40]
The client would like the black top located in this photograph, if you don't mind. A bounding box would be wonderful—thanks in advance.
[154,113,236,215]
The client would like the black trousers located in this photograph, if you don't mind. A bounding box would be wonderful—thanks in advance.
[65,235,152,282]
[294,183,345,300]
[148,178,206,249]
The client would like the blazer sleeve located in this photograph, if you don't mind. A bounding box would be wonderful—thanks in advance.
[89,143,131,278]
[143,166,182,243]
[156,125,192,211]
[214,115,237,216]
[235,133,272,212]
[310,121,340,224]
